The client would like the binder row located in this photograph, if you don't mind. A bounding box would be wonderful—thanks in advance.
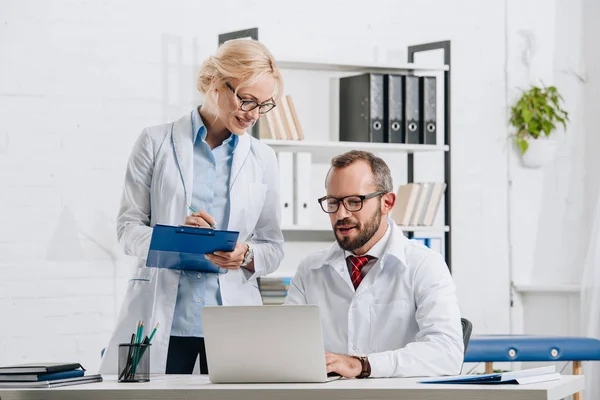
[277,153,445,228]
[277,151,312,227]
[339,73,437,145]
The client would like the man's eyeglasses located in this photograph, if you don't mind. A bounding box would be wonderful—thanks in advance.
[317,192,387,214]
[226,82,276,114]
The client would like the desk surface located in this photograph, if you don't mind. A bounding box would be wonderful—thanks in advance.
[0,374,584,400]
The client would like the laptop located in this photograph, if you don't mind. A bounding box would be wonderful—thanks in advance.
[201,305,340,383]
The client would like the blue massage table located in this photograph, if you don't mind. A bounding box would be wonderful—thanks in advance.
[465,335,600,400]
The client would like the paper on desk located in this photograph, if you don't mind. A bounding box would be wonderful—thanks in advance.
[420,366,559,385]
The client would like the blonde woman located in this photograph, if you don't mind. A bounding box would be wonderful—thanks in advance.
[99,39,284,375]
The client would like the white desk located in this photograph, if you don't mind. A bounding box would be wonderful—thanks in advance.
[0,374,584,400]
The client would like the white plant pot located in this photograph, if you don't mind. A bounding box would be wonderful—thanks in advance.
[521,137,557,168]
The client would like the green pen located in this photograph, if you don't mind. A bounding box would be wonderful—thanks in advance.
[131,322,159,376]
[147,323,160,344]
[188,205,216,228]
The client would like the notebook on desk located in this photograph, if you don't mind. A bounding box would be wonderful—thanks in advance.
[0,374,103,388]
[201,305,341,383]
[0,362,84,374]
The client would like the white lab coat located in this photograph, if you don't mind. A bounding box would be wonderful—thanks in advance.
[98,111,284,374]
[285,220,464,378]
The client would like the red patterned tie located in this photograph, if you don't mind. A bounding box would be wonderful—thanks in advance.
[347,255,375,290]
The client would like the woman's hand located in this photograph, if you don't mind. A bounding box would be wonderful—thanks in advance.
[205,242,249,270]
[184,211,216,228]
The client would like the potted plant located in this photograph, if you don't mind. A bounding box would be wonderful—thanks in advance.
[509,84,569,168]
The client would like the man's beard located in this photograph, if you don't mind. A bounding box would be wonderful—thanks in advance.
[334,207,382,252]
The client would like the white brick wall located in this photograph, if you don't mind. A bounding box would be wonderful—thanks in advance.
[0,0,593,374]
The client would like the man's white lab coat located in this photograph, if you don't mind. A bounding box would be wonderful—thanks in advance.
[285,220,464,378]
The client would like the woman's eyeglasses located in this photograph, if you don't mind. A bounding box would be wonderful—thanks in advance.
[226,83,276,114]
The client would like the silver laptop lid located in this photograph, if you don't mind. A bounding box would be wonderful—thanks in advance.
[201,305,329,383]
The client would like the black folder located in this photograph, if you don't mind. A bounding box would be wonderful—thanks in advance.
[421,76,437,144]
[385,74,405,143]
[404,75,421,144]
[339,73,386,143]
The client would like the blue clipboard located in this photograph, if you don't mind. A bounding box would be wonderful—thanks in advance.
[145,224,239,273]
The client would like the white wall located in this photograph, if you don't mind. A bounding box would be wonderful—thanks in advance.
[582,0,600,237]
[507,0,586,289]
[504,3,600,397]
[505,0,585,338]
[1,0,593,374]
[505,0,598,346]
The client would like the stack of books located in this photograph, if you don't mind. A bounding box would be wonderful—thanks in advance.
[391,182,446,226]
[0,362,102,388]
[258,277,292,305]
[258,95,305,140]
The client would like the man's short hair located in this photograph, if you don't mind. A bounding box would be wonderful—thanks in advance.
[328,150,393,193]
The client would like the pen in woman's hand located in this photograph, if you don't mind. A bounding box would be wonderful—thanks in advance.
[187,205,216,228]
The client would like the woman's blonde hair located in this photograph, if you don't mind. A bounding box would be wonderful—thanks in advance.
[197,39,283,105]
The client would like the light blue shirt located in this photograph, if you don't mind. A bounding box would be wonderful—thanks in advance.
[170,106,238,337]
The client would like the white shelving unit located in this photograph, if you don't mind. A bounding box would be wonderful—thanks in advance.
[269,61,448,241]
[277,59,449,73]
[262,139,448,156]
[218,30,452,266]
[270,138,449,237]
[282,224,450,233]
[512,283,580,294]
[281,225,450,232]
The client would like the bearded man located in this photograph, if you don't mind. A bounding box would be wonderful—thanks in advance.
[285,150,464,379]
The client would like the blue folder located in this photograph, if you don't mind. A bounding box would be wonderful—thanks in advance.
[146,224,239,273]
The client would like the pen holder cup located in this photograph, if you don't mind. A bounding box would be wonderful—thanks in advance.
[118,343,151,383]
